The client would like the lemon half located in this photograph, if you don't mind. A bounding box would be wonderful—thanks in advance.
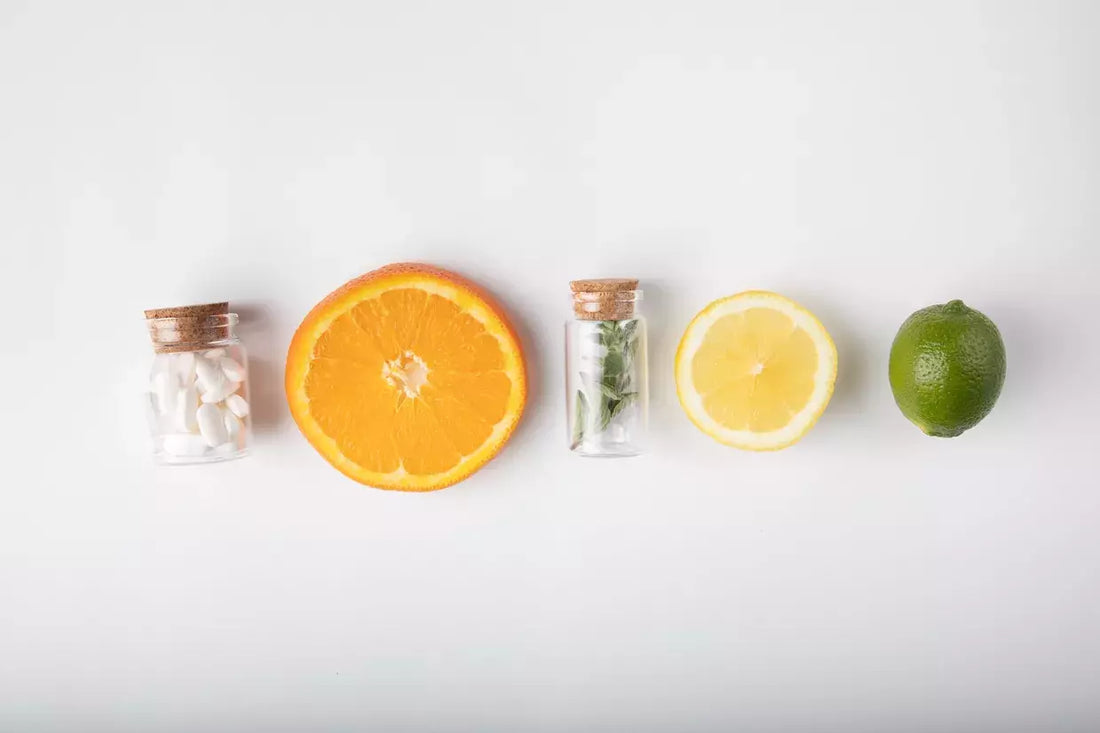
[675,291,837,450]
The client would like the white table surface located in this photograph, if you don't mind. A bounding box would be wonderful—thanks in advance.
[2,2,1099,731]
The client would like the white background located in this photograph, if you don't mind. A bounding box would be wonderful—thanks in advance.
[2,1,1098,731]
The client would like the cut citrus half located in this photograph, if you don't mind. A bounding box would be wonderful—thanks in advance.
[675,291,837,450]
[285,263,526,491]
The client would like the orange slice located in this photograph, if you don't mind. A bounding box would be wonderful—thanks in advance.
[286,263,526,491]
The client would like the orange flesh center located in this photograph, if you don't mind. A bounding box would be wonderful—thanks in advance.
[303,287,510,476]
[383,352,429,400]
[690,307,818,432]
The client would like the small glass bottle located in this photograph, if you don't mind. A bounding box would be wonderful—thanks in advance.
[565,279,648,456]
[144,302,251,464]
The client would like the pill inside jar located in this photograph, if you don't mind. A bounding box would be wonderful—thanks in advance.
[144,302,252,464]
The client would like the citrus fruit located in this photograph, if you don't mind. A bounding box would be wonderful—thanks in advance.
[285,263,526,491]
[888,299,1005,437]
[675,291,837,450]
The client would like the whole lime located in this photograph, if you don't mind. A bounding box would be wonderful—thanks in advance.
[888,300,1006,437]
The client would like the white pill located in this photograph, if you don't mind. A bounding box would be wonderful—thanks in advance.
[151,371,175,414]
[202,348,226,360]
[174,351,197,386]
[223,407,241,442]
[150,352,174,378]
[196,356,237,403]
[161,433,208,457]
[213,442,240,457]
[196,403,228,447]
[201,378,238,404]
[195,356,226,392]
[225,393,250,418]
[146,393,165,433]
[219,356,246,382]
[177,383,199,432]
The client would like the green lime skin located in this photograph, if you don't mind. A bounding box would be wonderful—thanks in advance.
[888,300,1006,437]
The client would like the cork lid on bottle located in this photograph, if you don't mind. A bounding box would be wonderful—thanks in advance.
[144,302,237,353]
[570,278,641,321]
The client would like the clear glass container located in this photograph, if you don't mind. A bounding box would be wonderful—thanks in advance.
[565,280,648,456]
[144,303,251,464]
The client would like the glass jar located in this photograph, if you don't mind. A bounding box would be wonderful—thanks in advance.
[144,302,251,464]
[565,279,648,456]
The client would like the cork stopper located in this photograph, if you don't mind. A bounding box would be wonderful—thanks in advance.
[144,302,236,353]
[570,278,641,321]
[144,302,228,321]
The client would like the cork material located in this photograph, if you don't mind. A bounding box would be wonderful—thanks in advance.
[570,278,641,321]
[569,278,639,294]
[144,302,228,320]
[145,302,235,353]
